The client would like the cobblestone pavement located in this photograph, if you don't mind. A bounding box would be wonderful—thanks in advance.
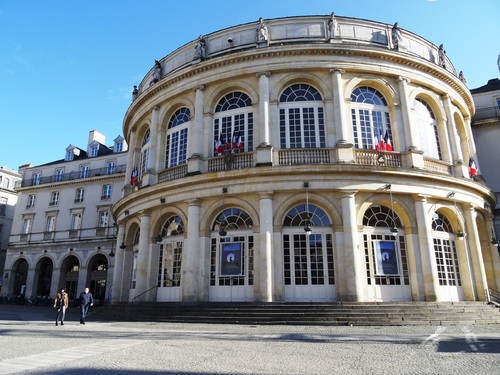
[1,305,499,374]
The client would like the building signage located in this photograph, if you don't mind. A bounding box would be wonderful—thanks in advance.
[220,242,243,276]
[374,240,399,275]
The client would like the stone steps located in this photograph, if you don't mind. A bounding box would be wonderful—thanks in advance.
[92,301,500,326]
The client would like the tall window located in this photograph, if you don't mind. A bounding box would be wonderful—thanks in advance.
[98,211,109,228]
[26,194,36,209]
[282,204,334,287]
[0,197,6,216]
[362,205,409,286]
[75,188,85,203]
[106,161,116,174]
[2,177,10,189]
[101,184,112,200]
[80,165,89,179]
[414,98,441,160]
[213,92,253,155]
[140,129,150,175]
[165,108,190,168]
[45,215,56,232]
[22,217,32,234]
[71,212,82,230]
[432,212,461,286]
[49,191,59,206]
[55,169,64,182]
[279,84,325,149]
[33,173,41,186]
[157,216,185,288]
[351,86,392,150]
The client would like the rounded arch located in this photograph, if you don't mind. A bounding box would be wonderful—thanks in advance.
[159,98,195,128]
[408,88,446,122]
[206,82,258,112]
[344,77,398,107]
[202,196,259,234]
[358,194,412,230]
[35,256,54,296]
[275,192,337,228]
[152,206,187,239]
[11,258,29,295]
[432,204,465,235]
[124,220,141,248]
[271,73,330,102]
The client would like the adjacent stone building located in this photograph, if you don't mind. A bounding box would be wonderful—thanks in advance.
[0,166,22,287]
[2,131,127,303]
[471,78,500,241]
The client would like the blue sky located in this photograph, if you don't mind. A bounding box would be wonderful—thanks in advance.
[1,0,499,170]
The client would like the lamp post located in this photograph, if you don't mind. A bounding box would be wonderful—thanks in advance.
[219,187,228,237]
[304,182,312,235]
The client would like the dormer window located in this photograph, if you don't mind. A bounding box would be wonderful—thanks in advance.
[65,145,81,161]
[113,135,127,153]
[90,145,99,157]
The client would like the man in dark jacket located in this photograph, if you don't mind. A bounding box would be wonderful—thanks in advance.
[79,287,94,324]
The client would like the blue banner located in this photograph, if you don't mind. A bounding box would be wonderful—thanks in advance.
[220,242,243,276]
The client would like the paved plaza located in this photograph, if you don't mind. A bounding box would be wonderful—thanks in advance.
[0,305,499,374]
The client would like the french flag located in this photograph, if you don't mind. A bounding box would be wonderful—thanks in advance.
[379,131,385,151]
[214,134,223,155]
[384,131,392,152]
[373,134,380,151]
[469,157,478,177]
[130,167,138,185]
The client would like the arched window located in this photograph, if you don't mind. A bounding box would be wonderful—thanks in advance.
[282,204,334,291]
[213,207,253,231]
[283,204,331,227]
[213,92,253,156]
[279,84,325,149]
[414,98,441,160]
[140,129,150,175]
[363,205,409,286]
[210,208,254,289]
[166,108,190,168]
[431,212,461,286]
[158,216,184,289]
[363,205,402,228]
[351,86,393,150]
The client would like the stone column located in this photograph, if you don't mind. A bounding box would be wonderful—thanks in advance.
[188,86,205,174]
[463,204,488,300]
[331,69,355,163]
[258,191,274,302]
[134,213,151,301]
[182,199,201,302]
[442,94,467,178]
[340,190,363,301]
[330,69,348,145]
[398,77,425,169]
[111,224,126,303]
[256,72,273,166]
[142,106,159,186]
[413,195,439,301]
[485,216,500,291]
[124,130,136,195]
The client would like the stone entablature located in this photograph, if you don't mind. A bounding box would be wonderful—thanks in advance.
[135,15,456,99]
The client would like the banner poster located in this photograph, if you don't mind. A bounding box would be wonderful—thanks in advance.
[220,242,243,276]
[374,240,399,275]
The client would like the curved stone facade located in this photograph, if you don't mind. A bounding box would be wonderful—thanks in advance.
[112,15,499,304]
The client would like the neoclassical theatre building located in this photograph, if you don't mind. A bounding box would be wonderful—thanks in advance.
[111,14,500,304]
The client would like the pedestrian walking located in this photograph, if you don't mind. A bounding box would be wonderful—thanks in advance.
[53,288,69,326]
[78,287,94,325]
